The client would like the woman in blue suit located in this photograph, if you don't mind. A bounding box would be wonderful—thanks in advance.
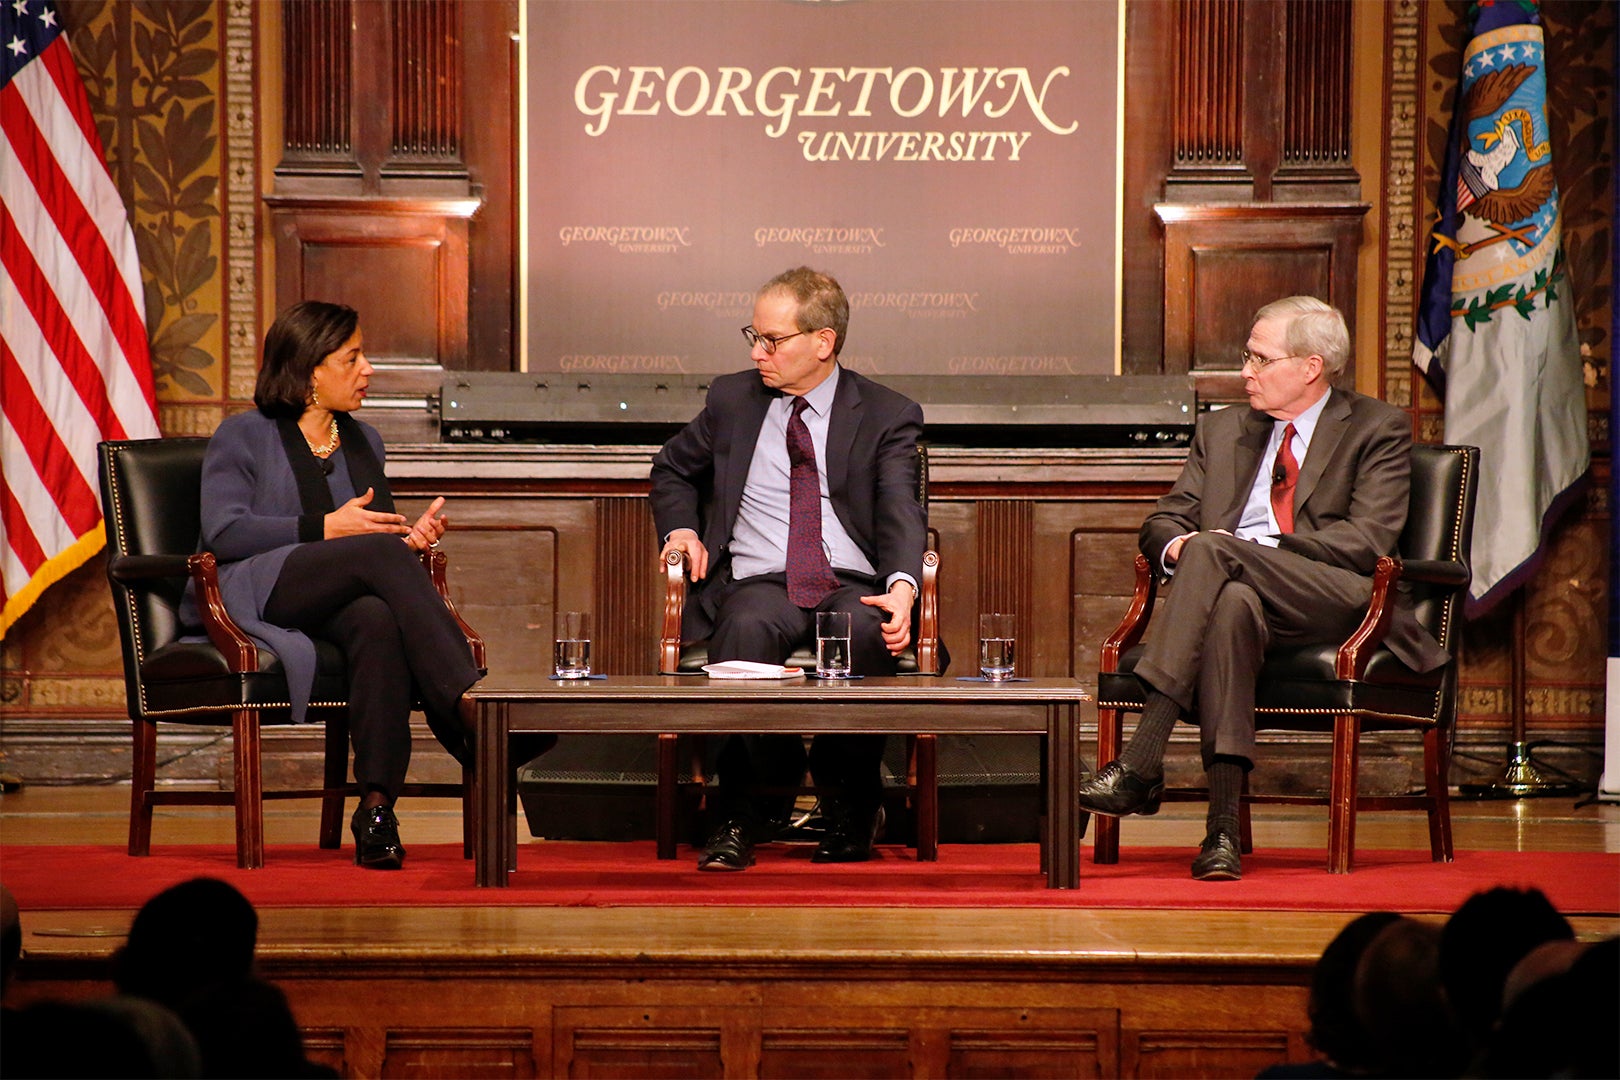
[198,301,479,869]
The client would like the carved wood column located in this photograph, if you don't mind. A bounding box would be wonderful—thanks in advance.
[595,497,658,676]
[1154,0,1366,403]
[267,0,494,440]
[975,501,1036,677]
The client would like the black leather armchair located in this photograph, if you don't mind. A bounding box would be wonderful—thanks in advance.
[99,436,481,869]
[1094,443,1479,873]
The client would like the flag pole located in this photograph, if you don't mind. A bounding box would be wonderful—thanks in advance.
[1461,592,1580,797]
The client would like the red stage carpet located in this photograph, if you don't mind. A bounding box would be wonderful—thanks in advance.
[4,842,1615,915]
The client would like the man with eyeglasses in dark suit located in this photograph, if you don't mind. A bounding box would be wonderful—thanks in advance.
[1077,296,1450,881]
[650,266,926,871]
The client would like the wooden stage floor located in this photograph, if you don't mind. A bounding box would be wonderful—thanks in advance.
[4,784,1616,1078]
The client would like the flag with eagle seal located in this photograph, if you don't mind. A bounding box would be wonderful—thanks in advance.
[1413,0,1589,618]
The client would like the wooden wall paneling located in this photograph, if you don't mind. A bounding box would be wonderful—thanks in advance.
[553,1005,740,1077]
[594,497,658,675]
[386,1028,538,1077]
[1169,0,1249,197]
[266,199,477,359]
[1028,504,1081,679]
[265,196,479,439]
[1120,0,1177,373]
[458,0,518,370]
[974,501,1036,677]
[923,500,979,679]
[397,494,598,682]
[389,0,464,173]
[1156,203,1369,402]
[757,1025,912,1077]
[1058,503,1158,684]
[271,0,499,386]
[1277,0,1358,198]
[1125,1029,1296,1079]
[278,0,357,179]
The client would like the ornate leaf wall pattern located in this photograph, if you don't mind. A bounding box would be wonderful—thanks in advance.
[64,0,223,398]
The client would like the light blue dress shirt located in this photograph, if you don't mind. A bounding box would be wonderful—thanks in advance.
[730,366,880,582]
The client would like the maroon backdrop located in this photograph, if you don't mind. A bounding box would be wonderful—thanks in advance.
[525,0,1118,379]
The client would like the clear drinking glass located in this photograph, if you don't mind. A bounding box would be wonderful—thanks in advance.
[978,612,1016,681]
[553,611,592,678]
[815,610,852,678]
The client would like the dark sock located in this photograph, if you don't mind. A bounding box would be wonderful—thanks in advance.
[1118,691,1180,775]
[1206,757,1245,837]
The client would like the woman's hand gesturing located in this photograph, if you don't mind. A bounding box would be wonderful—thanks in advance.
[324,487,409,540]
[404,497,448,551]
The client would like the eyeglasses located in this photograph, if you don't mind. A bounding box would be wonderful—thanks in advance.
[1239,348,1306,371]
[741,327,810,354]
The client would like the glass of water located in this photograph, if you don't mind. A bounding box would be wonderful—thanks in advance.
[553,611,592,678]
[815,610,852,678]
[979,612,1015,681]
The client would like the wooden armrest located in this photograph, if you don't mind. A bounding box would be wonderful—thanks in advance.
[1334,556,1402,679]
[187,551,258,672]
[1100,553,1158,672]
[423,548,486,671]
[660,549,689,674]
[915,550,941,675]
[107,553,192,583]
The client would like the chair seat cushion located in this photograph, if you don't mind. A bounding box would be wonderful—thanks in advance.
[138,639,349,720]
[1098,643,1444,728]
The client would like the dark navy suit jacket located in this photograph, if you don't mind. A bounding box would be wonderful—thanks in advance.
[649,367,926,640]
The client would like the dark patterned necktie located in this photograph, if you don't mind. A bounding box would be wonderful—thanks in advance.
[1270,422,1299,534]
[785,396,841,607]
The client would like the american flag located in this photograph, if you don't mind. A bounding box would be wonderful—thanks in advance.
[1,0,160,635]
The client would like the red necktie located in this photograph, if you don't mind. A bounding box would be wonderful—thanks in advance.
[1270,422,1299,534]
[785,396,841,607]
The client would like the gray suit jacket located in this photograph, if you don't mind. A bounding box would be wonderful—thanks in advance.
[1141,388,1447,672]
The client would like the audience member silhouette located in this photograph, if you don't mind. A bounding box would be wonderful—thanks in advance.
[1437,886,1573,1056]
[178,974,337,1078]
[1351,916,1466,1078]
[1258,910,1406,1078]
[1477,935,1618,1079]
[112,876,259,1011]
[1,883,19,1006]
[108,877,332,1078]
[1,996,201,1077]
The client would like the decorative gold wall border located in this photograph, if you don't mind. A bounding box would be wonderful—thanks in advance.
[1380,0,1420,413]
[225,0,257,408]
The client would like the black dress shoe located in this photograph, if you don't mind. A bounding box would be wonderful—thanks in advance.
[351,804,406,870]
[812,804,884,863]
[697,819,755,871]
[1191,828,1242,881]
[1075,760,1165,818]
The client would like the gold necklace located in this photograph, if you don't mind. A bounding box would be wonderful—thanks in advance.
[305,416,340,457]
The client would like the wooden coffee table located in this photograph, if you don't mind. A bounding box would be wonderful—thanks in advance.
[463,675,1090,888]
